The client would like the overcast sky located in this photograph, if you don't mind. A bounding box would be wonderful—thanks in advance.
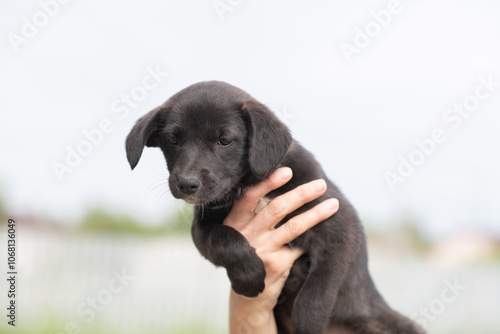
[1,0,499,241]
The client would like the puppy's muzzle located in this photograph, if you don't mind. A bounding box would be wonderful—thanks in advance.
[177,177,201,195]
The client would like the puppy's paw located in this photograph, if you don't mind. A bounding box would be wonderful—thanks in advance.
[227,254,266,298]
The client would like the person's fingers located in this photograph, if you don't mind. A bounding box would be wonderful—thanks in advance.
[264,247,305,290]
[274,198,339,245]
[262,246,304,277]
[289,246,306,262]
[239,167,293,211]
[224,167,292,228]
[257,179,328,230]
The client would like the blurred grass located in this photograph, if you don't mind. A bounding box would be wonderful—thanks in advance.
[364,214,432,256]
[79,207,193,235]
[0,323,221,334]
[1,323,497,334]
[0,315,222,334]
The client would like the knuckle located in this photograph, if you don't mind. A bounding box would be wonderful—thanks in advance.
[267,199,286,217]
[297,184,310,200]
[287,218,302,237]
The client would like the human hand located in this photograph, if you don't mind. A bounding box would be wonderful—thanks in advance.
[224,167,339,334]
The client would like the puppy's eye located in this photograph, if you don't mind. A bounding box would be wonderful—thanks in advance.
[218,138,232,146]
[167,136,178,145]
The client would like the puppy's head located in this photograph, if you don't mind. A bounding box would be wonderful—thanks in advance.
[126,81,292,205]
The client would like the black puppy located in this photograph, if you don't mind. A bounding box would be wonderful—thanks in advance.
[126,81,423,334]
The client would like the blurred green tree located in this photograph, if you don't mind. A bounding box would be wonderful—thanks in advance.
[0,191,6,220]
[79,206,193,235]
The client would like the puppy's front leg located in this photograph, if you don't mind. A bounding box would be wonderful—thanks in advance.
[191,209,266,297]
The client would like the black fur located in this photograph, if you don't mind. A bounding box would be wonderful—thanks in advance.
[126,81,424,334]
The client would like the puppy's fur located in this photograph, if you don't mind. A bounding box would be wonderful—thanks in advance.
[126,81,424,334]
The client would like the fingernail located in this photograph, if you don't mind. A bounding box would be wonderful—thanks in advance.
[324,198,339,211]
[312,179,327,192]
[277,167,292,180]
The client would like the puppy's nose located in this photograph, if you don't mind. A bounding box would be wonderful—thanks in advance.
[177,177,200,195]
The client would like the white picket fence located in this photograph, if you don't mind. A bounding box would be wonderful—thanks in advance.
[1,228,499,334]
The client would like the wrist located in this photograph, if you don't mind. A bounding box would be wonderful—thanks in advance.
[229,289,277,334]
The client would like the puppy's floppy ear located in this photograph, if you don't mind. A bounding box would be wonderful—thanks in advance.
[241,100,292,178]
[125,106,165,170]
